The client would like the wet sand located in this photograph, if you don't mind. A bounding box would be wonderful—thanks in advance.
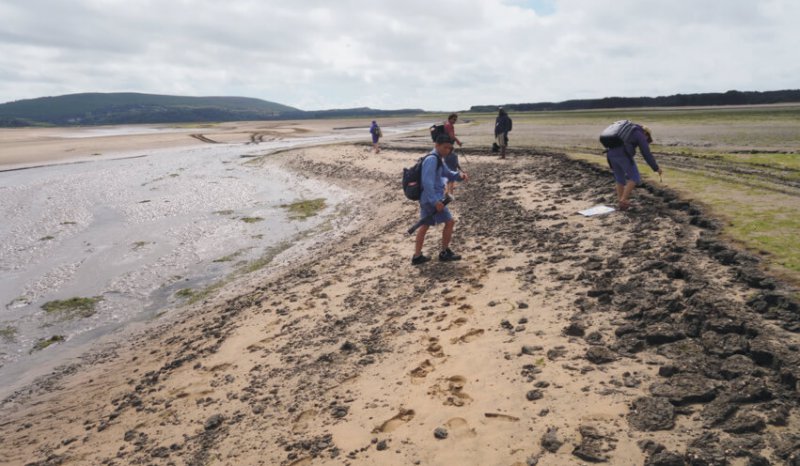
[1,129,799,465]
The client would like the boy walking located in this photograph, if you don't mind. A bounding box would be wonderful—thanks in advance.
[412,134,469,265]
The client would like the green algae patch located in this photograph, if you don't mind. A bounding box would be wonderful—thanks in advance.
[132,241,151,250]
[175,288,194,299]
[0,326,17,343]
[42,296,102,320]
[241,216,264,224]
[280,198,326,220]
[30,335,65,353]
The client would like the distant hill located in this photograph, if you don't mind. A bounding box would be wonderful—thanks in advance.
[0,92,305,127]
[470,89,800,113]
[0,93,424,127]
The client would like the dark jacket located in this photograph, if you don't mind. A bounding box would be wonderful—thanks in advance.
[495,114,512,136]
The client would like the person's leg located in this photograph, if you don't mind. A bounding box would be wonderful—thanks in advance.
[615,183,624,202]
[442,219,455,250]
[414,225,430,257]
[620,180,636,206]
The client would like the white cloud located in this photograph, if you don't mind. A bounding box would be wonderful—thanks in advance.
[0,0,797,110]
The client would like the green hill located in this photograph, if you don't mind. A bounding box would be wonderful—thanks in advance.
[0,92,302,126]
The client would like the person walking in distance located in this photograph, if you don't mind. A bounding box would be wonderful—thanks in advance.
[494,108,512,159]
[443,113,463,197]
[606,123,662,210]
[412,134,469,265]
[369,120,382,153]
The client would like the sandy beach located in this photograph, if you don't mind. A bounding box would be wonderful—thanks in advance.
[1,123,799,466]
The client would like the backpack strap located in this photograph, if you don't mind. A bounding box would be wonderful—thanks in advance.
[426,152,443,168]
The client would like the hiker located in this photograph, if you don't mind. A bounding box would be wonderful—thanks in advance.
[494,108,512,159]
[606,123,662,210]
[443,113,463,197]
[412,134,469,265]
[369,120,382,153]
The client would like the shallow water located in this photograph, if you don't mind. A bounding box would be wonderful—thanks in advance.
[0,123,427,397]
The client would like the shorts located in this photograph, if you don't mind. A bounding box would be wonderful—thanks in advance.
[371,134,379,144]
[607,154,641,185]
[420,204,453,226]
[495,133,507,147]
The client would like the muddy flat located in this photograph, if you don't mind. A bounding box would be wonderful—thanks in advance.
[1,128,799,465]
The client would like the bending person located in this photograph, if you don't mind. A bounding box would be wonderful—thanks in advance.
[607,124,662,210]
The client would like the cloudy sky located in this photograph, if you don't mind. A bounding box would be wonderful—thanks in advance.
[1,0,798,111]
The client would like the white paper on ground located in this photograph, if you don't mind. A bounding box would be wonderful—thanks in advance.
[578,205,616,216]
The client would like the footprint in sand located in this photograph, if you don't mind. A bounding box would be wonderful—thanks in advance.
[410,360,434,383]
[373,409,416,433]
[443,317,468,331]
[451,328,485,344]
[427,338,445,358]
[292,409,317,433]
[445,417,478,438]
[430,375,473,407]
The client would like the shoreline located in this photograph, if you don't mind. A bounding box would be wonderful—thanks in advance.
[1,140,799,465]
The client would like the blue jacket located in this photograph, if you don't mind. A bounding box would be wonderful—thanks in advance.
[420,150,462,209]
[607,126,660,172]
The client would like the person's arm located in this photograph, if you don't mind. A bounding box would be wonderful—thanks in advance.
[420,155,440,208]
[636,130,661,173]
[443,164,464,182]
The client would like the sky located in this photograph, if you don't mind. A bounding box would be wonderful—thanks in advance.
[1,0,798,111]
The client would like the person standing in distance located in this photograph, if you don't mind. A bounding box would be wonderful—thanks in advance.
[494,108,512,159]
[607,124,662,210]
[412,134,469,265]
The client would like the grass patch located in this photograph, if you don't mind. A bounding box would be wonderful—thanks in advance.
[240,216,264,224]
[0,325,17,343]
[214,210,235,216]
[60,221,77,225]
[42,296,102,320]
[280,198,326,220]
[132,241,151,250]
[40,235,55,241]
[30,335,65,353]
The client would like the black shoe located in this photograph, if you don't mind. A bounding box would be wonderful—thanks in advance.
[411,254,431,265]
[439,248,462,262]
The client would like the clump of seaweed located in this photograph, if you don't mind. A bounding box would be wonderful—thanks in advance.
[42,296,102,320]
[30,335,65,353]
[280,198,326,220]
[0,325,17,343]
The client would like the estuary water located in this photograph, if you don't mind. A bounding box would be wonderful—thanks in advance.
[0,123,425,398]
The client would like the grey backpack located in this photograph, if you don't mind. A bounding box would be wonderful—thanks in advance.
[599,120,636,149]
